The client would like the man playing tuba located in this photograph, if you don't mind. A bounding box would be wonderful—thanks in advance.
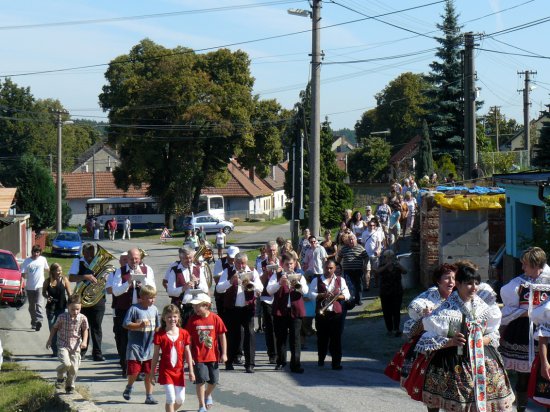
[69,243,106,361]
[111,248,156,376]
[165,247,209,327]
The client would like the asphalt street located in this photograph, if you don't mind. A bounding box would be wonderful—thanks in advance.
[1,223,429,411]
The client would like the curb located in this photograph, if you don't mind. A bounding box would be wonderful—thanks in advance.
[51,385,105,412]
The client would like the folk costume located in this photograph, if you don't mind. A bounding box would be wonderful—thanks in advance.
[413,291,514,412]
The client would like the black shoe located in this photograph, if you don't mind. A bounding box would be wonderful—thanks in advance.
[93,354,106,361]
[234,356,243,365]
[268,356,277,364]
[332,365,343,370]
[290,366,304,374]
[245,366,254,374]
[35,321,42,332]
[225,363,234,371]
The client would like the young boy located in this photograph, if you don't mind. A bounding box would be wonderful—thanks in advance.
[46,294,89,394]
[122,284,160,405]
[186,293,227,412]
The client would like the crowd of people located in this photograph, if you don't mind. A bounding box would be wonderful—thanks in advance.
[385,247,550,412]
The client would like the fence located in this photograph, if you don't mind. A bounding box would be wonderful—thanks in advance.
[225,209,285,221]
[478,150,530,176]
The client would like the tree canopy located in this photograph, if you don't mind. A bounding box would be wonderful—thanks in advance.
[347,137,391,183]
[99,39,280,218]
[416,120,434,179]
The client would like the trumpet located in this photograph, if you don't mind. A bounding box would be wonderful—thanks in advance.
[319,290,341,316]
[285,273,303,293]
[238,271,255,292]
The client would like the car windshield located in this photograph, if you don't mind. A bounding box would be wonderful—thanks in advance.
[0,252,18,270]
[56,233,80,242]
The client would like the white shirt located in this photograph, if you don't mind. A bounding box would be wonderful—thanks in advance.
[165,262,209,304]
[260,257,280,304]
[124,218,131,229]
[303,246,327,274]
[215,233,226,245]
[309,275,351,312]
[112,264,156,305]
[361,228,384,256]
[216,265,263,307]
[21,256,49,290]
[267,271,309,307]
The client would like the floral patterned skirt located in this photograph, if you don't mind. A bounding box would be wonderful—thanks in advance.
[422,346,515,411]
[528,353,550,407]
[385,336,420,383]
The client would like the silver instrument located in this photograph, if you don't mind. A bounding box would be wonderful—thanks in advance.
[238,271,255,292]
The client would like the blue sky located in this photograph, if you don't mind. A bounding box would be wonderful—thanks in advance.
[1,0,548,131]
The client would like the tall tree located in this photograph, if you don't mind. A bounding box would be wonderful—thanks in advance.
[424,0,464,162]
[533,106,550,168]
[99,39,257,219]
[347,137,391,183]
[14,155,56,231]
[375,72,429,150]
[283,87,353,229]
[355,108,378,141]
[416,119,434,179]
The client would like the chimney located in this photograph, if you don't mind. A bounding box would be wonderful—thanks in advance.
[272,165,276,180]
[249,167,255,182]
[81,164,89,173]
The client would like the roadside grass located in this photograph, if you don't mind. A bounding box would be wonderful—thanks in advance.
[41,246,74,275]
[233,217,288,227]
[0,360,56,412]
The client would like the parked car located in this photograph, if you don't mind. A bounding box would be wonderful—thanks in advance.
[51,231,83,257]
[0,249,26,307]
[178,215,234,234]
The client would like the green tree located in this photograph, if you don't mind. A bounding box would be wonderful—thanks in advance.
[354,109,378,140]
[533,106,550,168]
[375,72,429,150]
[417,120,434,179]
[14,155,56,231]
[434,154,457,181]
[347,137,391,182]
[99,39,256,220]
[238,98,284,178]
[424,0,464,162]
[283,87,353,228]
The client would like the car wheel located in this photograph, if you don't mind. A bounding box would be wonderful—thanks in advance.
[222,226,232,234]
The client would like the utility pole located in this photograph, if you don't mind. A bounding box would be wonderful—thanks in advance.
[491,106,501,152]
[518,70,537,167]
[92,145,96,198]
[309,0,321,237]
[51,109,69,233]
[463,32,477,180]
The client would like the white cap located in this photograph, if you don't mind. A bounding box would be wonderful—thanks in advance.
[190,293,211,305]
[227,246,240,258]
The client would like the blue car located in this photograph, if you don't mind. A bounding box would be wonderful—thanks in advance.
[51,232,82,257]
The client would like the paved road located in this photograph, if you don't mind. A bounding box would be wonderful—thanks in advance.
[0,224,432,412]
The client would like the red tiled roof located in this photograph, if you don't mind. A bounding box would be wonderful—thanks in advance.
[390,135,421,163]
[58,172,149,199]
[261,163,287,191]
[202,159,273,198]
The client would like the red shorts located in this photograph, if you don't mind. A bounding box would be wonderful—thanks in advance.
[127,359,152,376]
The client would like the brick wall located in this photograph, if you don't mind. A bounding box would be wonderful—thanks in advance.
[419,194,441,287]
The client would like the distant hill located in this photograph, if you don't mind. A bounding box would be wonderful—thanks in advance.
[333,128,356,145]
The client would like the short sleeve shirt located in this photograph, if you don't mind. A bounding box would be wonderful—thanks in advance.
[21,256,49,290]
[124,304,160,361]
[185,312,227,363]
[153,328,190,386]
[55,312,89,352]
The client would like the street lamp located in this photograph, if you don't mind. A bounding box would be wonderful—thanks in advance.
[54,111,73,233]
[288,1,322,237]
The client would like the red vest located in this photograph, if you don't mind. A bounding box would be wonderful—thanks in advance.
[113,264,148,311]
[223,266,256,311]
[315,275,342,314]
[171,264,201,306]
[261,258,277,298]
[272,271,305,318]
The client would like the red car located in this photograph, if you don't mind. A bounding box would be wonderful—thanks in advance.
[0,249,26,307]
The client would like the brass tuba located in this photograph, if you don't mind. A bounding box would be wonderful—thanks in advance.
[194,244,214,288]
[73,244,116,308]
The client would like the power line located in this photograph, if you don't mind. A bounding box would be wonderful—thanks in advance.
[0,1,305,31]
[475,47,550,60]
[483,15,550,38]
[323,48,436,64]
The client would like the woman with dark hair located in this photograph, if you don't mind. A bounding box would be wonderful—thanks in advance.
[349,211,365,239]
[321,230,337,260]
[500,246,550,411]
[385,263,456,384]
[412,265,515,411]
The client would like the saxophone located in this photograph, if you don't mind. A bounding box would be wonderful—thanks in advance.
[73,244,116,307]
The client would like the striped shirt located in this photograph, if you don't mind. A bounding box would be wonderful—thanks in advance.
[338,245,369,271]
[54,312,89,352]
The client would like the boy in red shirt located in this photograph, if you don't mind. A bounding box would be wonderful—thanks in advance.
[186,293,227,412]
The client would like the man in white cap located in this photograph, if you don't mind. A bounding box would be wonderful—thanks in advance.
[212,246,239,320]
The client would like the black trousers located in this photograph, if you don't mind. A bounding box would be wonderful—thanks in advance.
[179,304,194,329]
[261,301,276,358]
[81,302,105,356]
[113,308,129,368]
[345,269,363,304]
[315,312,343,367]
[226,307,256,367]
[380,293,402,332]
[274,315,302,368]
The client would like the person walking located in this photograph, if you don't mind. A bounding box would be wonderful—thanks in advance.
[42,263,71,356]
[337,233,368,304]
[377,250,407,337]
[122,216,132,240]
[108,217,117,241]
[21,245,49,331]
